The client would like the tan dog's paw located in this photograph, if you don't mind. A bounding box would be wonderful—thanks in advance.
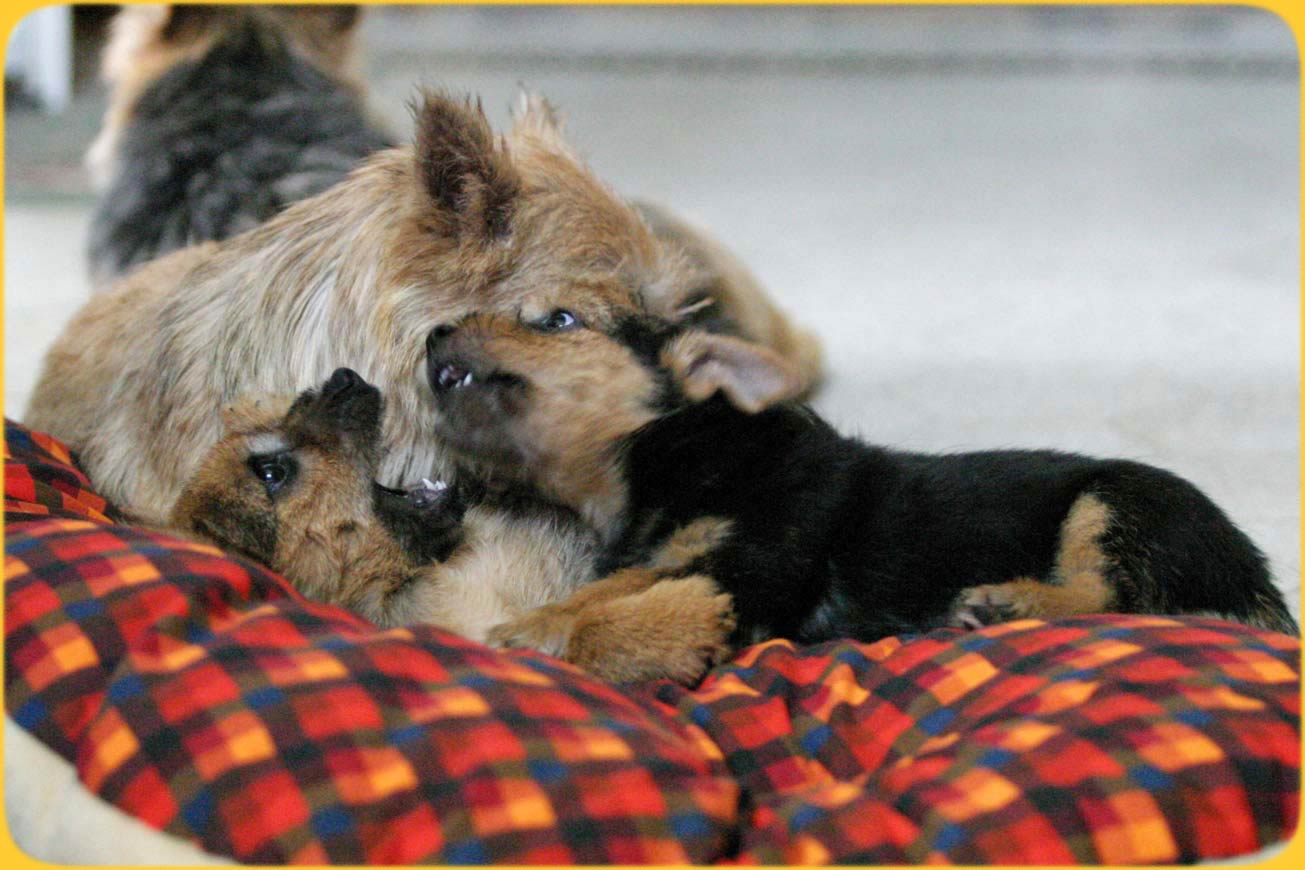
[487,606,577,659]
[568,575,737,685]
[949,583,1033,629]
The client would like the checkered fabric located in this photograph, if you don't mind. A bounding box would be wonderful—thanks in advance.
[5,419,1300,863]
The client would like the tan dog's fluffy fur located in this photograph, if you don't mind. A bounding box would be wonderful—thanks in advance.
[171,370,733,682]
[30,89,816,527]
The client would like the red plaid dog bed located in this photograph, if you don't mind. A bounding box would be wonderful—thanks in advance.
[5,420,1300,863]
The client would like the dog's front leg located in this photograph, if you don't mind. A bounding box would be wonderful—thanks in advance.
[488,569,735,684]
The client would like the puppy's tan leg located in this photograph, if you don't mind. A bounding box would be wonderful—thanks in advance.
[950,572,1114,628]
[950,494,1116,628]
[487,569,735,684]
[646,516,733,572]
[566,575,735,684]
[486,567,668,657]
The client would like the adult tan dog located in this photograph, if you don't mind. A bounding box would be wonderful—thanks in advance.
[28,91,818,526]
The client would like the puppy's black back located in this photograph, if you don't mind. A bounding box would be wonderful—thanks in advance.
[88,20,392,283]
[613,397,1296,644]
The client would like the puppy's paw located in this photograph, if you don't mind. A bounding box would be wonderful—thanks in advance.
[487,606,576,659]
[570,575,737,685]
[949,583,1031,629]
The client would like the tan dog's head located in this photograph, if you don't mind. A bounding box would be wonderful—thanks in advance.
[307,89,718,486]
[88,4,366,188]
[171,368,462,617]
[423,312,802,534]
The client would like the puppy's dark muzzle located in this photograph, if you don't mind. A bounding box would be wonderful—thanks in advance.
[425,325,526,401]
[311,366,383,421]
[323,366,371,399]
[286,367,385,451]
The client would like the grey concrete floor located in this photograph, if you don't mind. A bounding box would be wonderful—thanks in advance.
[4,6,1300,620]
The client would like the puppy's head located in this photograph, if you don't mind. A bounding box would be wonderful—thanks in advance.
[171,368,462,611]
[424,311,802,532]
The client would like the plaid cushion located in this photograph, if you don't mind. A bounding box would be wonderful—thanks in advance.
[5,419,1300,863]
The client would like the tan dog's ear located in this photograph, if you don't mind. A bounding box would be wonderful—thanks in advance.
[511,90,562,136]
[509,90,576,152]
[662,332,804,414]
[413,91,522,242]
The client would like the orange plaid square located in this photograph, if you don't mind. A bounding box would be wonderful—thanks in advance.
[331,745,418,804]
[24,622,99,691]
[935,768,1020,822]
[82,708,139,792]
[193,710,277,780]
[1090,790,1178,864]
[86,552,160,594]
[469,776,557,835]
[1135,721,1224,772]
[549,723,635,763]
[263,648,348,685]
[927,652,998,705]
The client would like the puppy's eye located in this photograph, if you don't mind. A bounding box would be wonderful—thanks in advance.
[248,453,296,495]
[532,309,581,333]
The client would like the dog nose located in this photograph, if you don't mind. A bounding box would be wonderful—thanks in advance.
[323,367,366,396]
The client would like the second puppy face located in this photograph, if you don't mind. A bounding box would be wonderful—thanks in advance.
[171,368,461,613]
[425,311,802,532]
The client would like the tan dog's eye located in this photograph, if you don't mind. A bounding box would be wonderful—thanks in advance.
[532,309,582,333]
[248,453,297,496]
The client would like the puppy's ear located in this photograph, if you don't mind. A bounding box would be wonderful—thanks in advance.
[413,91,522,242]
[662,332,804,413]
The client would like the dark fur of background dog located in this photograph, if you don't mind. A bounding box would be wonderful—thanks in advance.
[86,4,391,286]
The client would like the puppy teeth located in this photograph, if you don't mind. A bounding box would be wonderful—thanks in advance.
[422,478,448,492]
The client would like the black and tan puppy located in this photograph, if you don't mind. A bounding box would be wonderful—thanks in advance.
[171,368,734,683]
[423,311,1298,663]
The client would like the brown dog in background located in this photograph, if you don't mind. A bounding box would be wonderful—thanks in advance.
[29,85,819,527]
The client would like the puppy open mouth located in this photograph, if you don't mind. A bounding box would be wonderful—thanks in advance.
[426,354,531,470]
[432,362,475,392]
[430,359,525,398]
[372,477,464,564]
[373,477,449,509]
